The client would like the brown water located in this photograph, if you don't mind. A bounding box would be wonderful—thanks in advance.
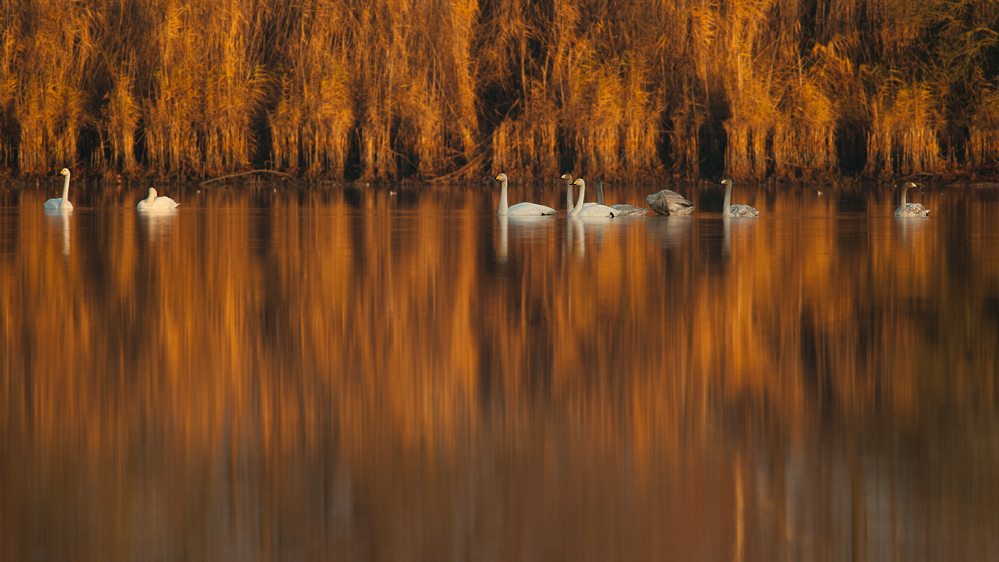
[2,180,999,561]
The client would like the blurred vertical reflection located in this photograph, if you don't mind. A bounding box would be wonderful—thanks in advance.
[1,184,998,561]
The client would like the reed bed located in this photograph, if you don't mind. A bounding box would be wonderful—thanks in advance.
[0,0,996,180]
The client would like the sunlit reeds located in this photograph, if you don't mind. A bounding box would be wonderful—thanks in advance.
[0,0,996,179]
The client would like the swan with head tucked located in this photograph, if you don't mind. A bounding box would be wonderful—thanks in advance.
[45,168,74,210]
[492,173,559,216]
[569,179,616,217]
[595,179,648,216]
[137,188,180,210]
[721,179,759,217]
[894,182,929,217]
[647,187,695,216]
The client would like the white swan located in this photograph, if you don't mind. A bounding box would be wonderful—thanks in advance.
[492,173,558,216]
[569,179,617,217]
[894,182,929,217]
[137,187,180,210]
[595,179,648,216]
[44,168,74,210]
[721,179,759,217]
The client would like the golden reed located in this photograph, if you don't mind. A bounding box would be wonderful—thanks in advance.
[0,0,996,180]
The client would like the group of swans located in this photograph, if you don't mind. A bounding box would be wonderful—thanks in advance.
[492,172,625,217]
[44,169,179,211]
[493,173,761,218]
[50,168,928,219]
[493,172,647,218]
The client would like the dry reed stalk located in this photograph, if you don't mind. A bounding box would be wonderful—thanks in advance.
[865,83,943,176]
[199,2,266,174]
[0,0,995,179]
[490,93,559,175]
[442,0,480,164]
[267,0,353,178]
[491,118,517,172]
[101,69,139,171]
[0,27,16,164]
[11,0,95,172]
[669,83,704,176]
[725,78,781,179]
[406,79,445,176]
[969,91,999,169]
[143,2,202,174]
[618,59,661,174]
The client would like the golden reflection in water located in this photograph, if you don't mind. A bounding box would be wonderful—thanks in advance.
[1,185,999,560]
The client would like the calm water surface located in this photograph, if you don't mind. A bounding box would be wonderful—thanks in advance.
[2,179,999,561]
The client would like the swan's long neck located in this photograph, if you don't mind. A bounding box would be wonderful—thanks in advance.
[596,179,605,205]
[900,185,908,209]
[61,174,71,208]
[571,181,586,216]
[723,181,732,218]
[566,179,574,211]
[497,178,509,216]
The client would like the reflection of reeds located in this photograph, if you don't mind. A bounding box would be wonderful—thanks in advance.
[3,188,999,460]
[4,187,999,557]
[0,0,997,179]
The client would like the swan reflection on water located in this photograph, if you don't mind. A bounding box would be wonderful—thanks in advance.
[566,215,615,259]
[645,214,694,252]
[44,207,72,257]
[138,207,179,242]
[895,208,930,245]
[495,215,558,264]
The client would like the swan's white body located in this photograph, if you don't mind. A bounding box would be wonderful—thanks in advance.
[45,169,74,210]
[595,179,648,216]
[137,188,180,210]
[569,179,617,217]
[493,173,558,216]
[894,182,929,217]
[721,179,759,218]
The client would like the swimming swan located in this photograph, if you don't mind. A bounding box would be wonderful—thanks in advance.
[595,179,648,216]
[45,169,74,211]
[560,173,600,212]
[894,182,929,217]
[646,188,695,216]
[569,179,617,217]
[561,173,576,211]
[492,173,559,216]
[137,188,180,210]
[721,179,759,217]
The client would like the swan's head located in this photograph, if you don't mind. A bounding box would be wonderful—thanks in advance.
[571,178,585,189]
[903,181,918,190]
[60,168,70,177]
[560,173,573,181]
[493,173,508,182]
[148,187,158,198]
[721,178,733,187]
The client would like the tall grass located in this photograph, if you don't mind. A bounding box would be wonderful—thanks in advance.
[0,0,996,180]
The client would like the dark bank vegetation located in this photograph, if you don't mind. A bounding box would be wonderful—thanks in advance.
[0,0,997,181]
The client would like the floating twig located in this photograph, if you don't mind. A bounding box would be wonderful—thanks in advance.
[200,169,296,186]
